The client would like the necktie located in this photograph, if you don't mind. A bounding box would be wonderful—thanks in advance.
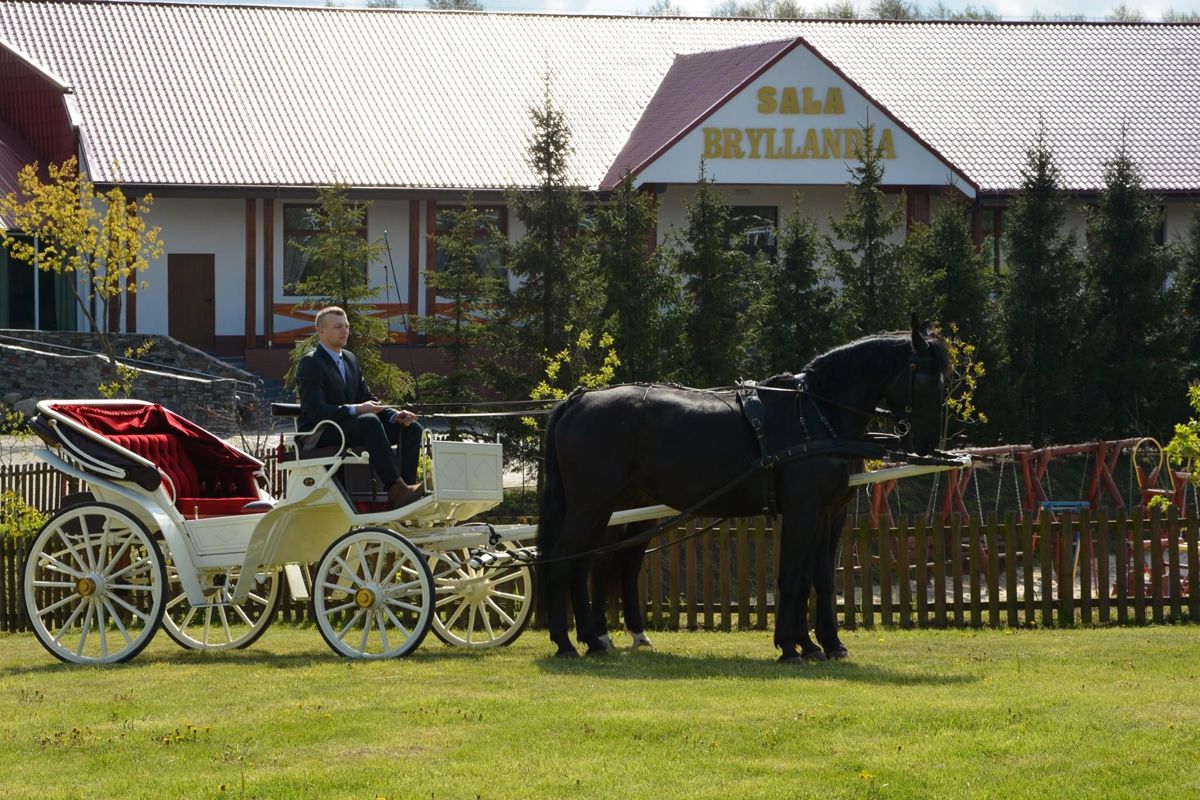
[336,355,348,385]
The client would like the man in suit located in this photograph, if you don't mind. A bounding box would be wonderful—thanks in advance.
[296,306,425,509]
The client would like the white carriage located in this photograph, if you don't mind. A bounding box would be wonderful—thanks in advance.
[22,399,539,664]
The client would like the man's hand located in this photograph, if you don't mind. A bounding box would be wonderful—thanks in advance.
[356,400,386,416]
[392,409,418,426]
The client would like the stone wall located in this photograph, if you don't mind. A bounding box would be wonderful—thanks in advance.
[0,336,253,432]
[0,330,256,383]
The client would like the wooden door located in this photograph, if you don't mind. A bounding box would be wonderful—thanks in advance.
[168,254,215,351]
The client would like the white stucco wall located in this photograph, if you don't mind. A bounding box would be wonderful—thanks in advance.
[142,198,246,337]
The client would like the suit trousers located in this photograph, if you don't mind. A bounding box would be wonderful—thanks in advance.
[318,412,423,488]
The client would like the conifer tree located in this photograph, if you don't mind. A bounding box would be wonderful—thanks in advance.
[999,129,1082,443]
[829,125,908,335]
[763,196,842,370]
[1181,207,1200,369]
[501,83,601,395]
[674,164,752,387]
[417,197,505,435]
[595,175,680,382]
[285,184,413,401]
[1081,142,1183,435]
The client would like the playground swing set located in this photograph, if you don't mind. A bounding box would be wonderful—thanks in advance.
[859,437,1193,597]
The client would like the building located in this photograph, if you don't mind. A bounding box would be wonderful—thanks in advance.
[1,1,1197,378]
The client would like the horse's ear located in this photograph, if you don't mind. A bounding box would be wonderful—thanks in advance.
[910,313,929,354]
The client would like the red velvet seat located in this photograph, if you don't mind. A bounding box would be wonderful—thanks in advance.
[52,403,264,518]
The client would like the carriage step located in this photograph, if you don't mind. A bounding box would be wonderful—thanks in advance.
[284,564,310,601]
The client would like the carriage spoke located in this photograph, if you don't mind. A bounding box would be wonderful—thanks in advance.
[434,593,462,608]
[323,599,358,615]
[217,605,234,644]
[370,544,385,583]
[103,598,134,645]
[358,609,374,652]
[202,607,213,645]
[107,583,154,593]
[336,609,366,641]
[38,592,82,617]
[57,530,90,575]
[375,611,389,652]
[75,603,94,656]
[385,598,424,615]
[96,601,109,659]
[232,602,255,628]
[484,597,517,627]
[381,606,413,641]
[385,578,425,597]
[100,534,136,578]
[489,590,525,602]
[51,600,88,644]
[105,592,150,622]
[331,556,367,589]
[480,605,497,641]
[466,605,478,643]
[166,591,191,610]
[108,555,152,582]
[41,552,84,579]
[441,597,468,628]
[177,605,198,630]
[32,579,77,588]
[487,571,525,587]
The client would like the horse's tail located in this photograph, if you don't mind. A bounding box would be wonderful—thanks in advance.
[536,398,572,561]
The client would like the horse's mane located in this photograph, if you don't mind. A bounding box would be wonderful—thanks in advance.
[801,332,952,387]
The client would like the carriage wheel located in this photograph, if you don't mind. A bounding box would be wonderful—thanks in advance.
[162,562,282,651]
[312,528,433,659]
[428,544,534,649]
[23,503,166,664]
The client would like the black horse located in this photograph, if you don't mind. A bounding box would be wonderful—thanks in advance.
[537,318,950,661]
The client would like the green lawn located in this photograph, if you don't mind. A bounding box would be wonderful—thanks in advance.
[1,625,1198,799]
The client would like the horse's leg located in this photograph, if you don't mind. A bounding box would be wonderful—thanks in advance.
[775,500,823,663]
[543,557,581,657]
[618,524,652,648]
[813,510,849,659]
[589,547,617,651]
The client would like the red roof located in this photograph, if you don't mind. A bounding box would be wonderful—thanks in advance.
[601,39,796,191]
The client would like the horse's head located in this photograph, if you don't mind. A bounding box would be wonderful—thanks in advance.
[878,315,949,455]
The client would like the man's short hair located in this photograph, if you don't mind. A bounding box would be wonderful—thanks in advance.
[315,306,347,329]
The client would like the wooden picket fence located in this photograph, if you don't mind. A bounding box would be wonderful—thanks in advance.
[2,500,1197,633]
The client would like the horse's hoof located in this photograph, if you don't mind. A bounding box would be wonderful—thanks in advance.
[585,639,615,656]
[801,649,828,662]
[778,651,805,664]
[629,632,653,649]
[556,647,580,658]
[824,646,849,659]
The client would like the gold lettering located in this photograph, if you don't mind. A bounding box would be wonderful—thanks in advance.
[802,128,820,159]
[780,87,800,114]
[746,128,766,159]
[803,87,822,114]
[784,128,796,156]
[825,88,844,115]
[879,128,896,159]
[723,128,744,158]
[757,86,777,114]
[822,128,840,159]
[703,127,723,159]
[766,128,779,158]
[845,128,863,158]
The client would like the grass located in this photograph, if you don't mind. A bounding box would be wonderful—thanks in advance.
[1,625,1199,799]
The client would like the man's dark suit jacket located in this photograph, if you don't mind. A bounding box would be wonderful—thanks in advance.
[296,346,376,433]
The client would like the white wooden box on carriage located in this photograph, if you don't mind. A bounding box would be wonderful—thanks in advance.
[21,399,536,665]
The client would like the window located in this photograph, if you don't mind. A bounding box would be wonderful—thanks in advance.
[980,207,1007,275]
[729,206,778,260]
[433,206,506,276]
[282,203,368,295]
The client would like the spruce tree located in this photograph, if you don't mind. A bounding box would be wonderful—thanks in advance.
[1081,142,1183,435]
[763,195,842,370]
[675,164,752,387]
[417,197,505,436]
[829,125,909,335]
[502,83,601,396]
[595,175,679,382]
[285,184,413,402]
[999,129,1082,443]
[1181,206,1200,369]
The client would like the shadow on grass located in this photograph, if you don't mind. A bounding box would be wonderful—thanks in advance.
[528,649,979,685]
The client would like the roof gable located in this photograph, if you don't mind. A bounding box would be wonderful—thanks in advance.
[603,37,974,194]
[0,37,75,167]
